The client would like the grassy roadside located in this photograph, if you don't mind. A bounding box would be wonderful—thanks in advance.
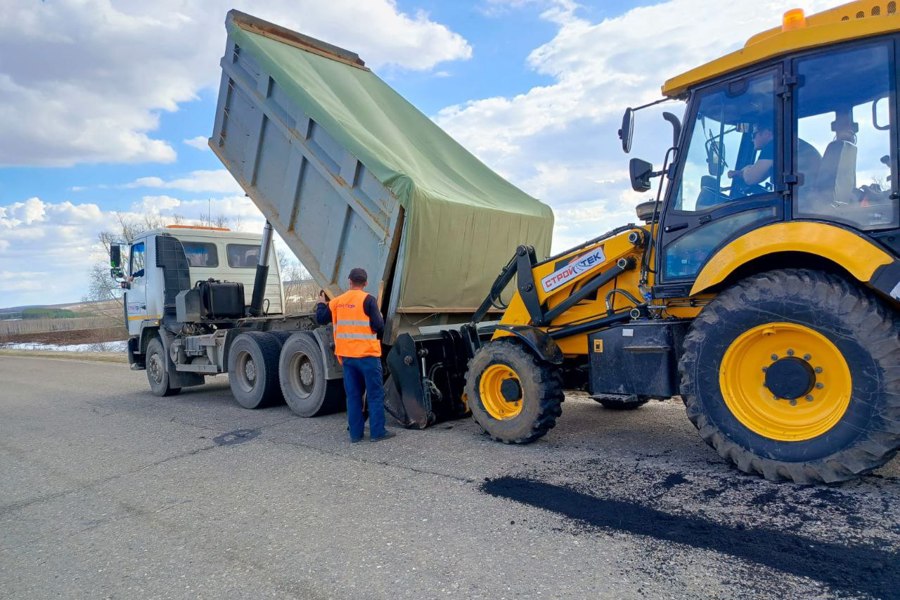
[0,349,128,363]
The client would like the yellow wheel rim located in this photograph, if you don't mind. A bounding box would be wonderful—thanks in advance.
[720,322,852,442]
[479,364,523,420]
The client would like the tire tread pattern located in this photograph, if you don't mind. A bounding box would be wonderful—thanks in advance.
[679,269,900,483]
[466,340,564,444]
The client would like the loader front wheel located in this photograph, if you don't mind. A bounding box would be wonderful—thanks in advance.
[465,340,563,444]
[680,269,900,483]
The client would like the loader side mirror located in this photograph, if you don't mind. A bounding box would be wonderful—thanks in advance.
[629,158,654,192]
[109,244,123,279]
[619,107,635,153]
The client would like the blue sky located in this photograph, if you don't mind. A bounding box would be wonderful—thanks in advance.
[0,0,843,308]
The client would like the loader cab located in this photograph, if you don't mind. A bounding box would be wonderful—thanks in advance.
[648,26,900,297]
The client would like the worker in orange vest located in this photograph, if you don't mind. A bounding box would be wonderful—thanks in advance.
[316,268,393,443]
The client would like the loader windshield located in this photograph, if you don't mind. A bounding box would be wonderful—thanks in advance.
[673,70,778,212]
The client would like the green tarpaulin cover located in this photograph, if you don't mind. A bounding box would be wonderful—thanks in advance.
[229,21,553,311]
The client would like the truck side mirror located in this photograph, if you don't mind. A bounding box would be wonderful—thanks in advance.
[109,244,124,279]
[629,158,654,192]
[619,108,635,153]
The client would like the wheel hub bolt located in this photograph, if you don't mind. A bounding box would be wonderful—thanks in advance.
[815,382,824,389]
[790,399,798,406]
[815,367,823,374]
[806,394,814,401]
[803,354,812,361]
[771,354,779,361]
[787,349,795,356]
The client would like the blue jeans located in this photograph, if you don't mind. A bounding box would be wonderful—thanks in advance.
[342,356,386,441]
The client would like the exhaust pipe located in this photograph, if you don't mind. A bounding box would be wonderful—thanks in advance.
[248,221,273,317]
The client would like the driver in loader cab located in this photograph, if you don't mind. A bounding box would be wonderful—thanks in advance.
[728,123,774,187]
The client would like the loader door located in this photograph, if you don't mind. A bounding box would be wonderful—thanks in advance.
[124,240,147,337]
[657,69,784,291]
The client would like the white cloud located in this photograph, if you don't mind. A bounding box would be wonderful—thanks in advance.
[124,170,243,194]
[0,0,472,167]
[184,136,210,150]
[0,192,266,307]
[133,195,182,214]
[436,0,845,253]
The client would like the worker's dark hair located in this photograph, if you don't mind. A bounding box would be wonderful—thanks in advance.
[348,267,368,284]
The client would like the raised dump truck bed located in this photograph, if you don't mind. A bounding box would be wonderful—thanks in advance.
[210,10,553,344]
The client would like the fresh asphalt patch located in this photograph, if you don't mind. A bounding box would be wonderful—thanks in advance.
[482,476,896,600]
[478,453,900,600]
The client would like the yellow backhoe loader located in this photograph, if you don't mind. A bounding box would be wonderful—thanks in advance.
[460,0,900,483]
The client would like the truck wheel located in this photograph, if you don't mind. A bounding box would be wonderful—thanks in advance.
[465,340,563,444]
[146,337,181,397]
[228,332,283,409]
[592,394,650,410]
[278,333,344,417]
[680,269,900,483]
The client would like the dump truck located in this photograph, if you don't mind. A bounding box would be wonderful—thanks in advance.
[459,0,900,483]
[110,11,553,424]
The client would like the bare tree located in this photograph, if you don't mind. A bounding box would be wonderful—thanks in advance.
[85,212,193,305]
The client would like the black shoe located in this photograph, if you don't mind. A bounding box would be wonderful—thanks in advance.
[370,431,395,443]
[350,436,364,443]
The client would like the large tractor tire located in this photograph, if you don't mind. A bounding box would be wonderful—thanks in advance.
[278,333,344,417]
[680,269,900,483]
[228,332,283,409]
[146,336,181,397]
[465,340,564,444]
[592,394,651,410]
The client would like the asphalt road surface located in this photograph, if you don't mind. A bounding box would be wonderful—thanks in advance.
[1,355,898,600]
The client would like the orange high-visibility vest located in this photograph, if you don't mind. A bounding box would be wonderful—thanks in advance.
[329,289,381,358]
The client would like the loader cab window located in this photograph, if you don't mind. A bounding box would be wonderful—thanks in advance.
[660,70,782,281]
[129,242,145,279]
[673,70,779,212]
[182,242,219,268]
[793,43,898,230]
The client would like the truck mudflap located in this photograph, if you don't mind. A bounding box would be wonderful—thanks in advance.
[384,331,473,428]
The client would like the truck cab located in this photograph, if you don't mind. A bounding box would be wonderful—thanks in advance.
[115,226,284,369]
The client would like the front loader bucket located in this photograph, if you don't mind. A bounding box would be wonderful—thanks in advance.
[383,332,472,429]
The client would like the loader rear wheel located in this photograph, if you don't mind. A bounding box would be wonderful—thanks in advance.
[592,394,650,410]
[228,332,283,409]
[279,333,344,417]
[465,340,563,444]
[680,269,900,483]
[146,337,181,397]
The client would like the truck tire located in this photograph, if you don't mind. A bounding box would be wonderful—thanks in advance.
[680,269,900,483]
[228,332,283,409]
[592,394,650,410]
[278,333,344,417]
[465,340,563,444]
[146,336,181,397]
